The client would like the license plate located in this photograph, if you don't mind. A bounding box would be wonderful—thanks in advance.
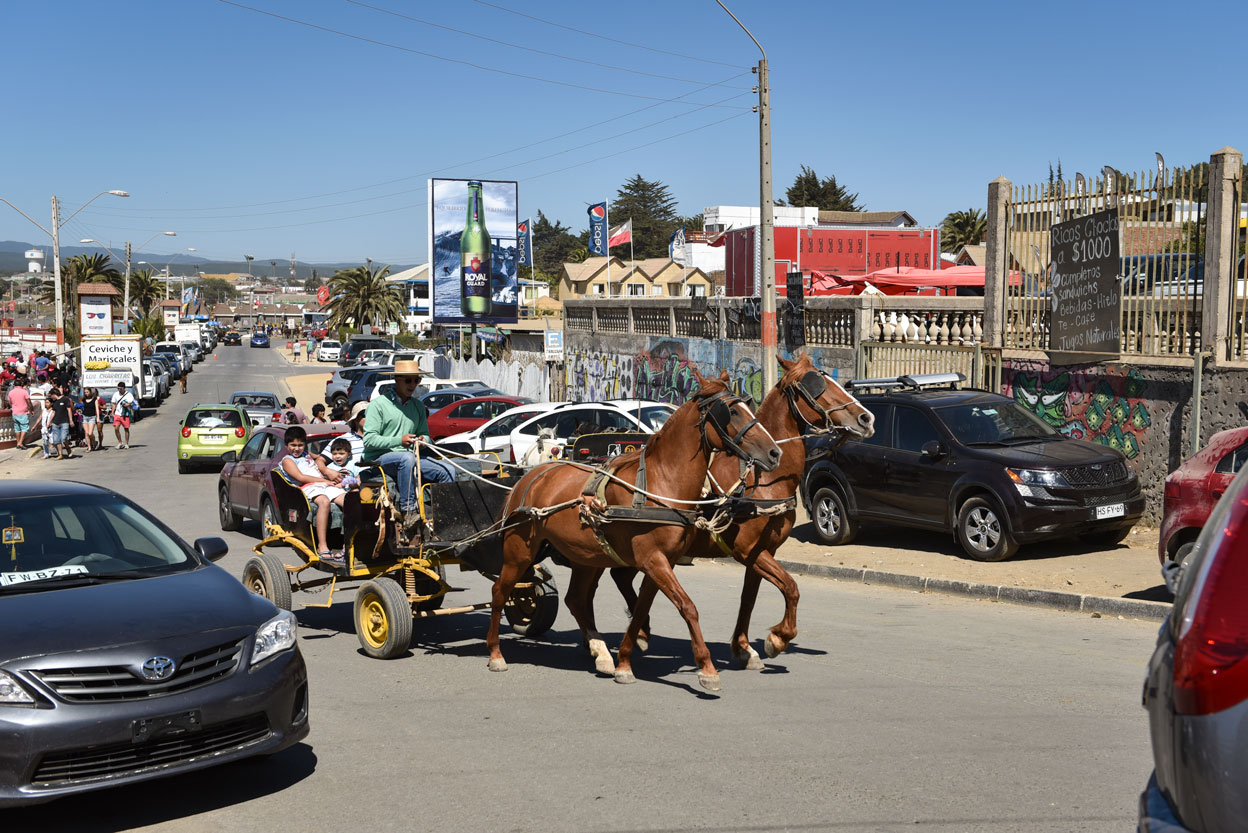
[201,434,226,444]
[1096,503,1124,519]
[133,709,201,743]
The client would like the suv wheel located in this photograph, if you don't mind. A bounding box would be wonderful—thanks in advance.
[810,485,857,545]
[956,496,1018,561]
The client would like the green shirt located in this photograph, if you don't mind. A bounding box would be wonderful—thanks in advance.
[363,388,430,456]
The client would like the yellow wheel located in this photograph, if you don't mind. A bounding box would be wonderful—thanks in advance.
[353,578,413,659]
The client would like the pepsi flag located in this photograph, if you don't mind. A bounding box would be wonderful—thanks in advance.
[517,218,533,267]
[587,201,608,256]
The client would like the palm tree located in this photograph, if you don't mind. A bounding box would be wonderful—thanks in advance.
[940,208,988,253]
[325,263,403,330]
[39,253,123,344]
[128,268,164,319]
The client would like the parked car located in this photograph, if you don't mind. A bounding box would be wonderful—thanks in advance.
[142,359,169,404]
[153,342,192,375]
[800,373,1144,561]
[218,424,347,532]
[436,402,557,458]
[147,353,181,383]
[315,339,341,362]
[177,404,252,474]
[368,378,489,404]
[355,348,394,367]
[229,391,284,428]
[601,400,677,431]
[346,366,395,409]
[324,366,372,410]
[421,386,503,418]
[427,394,531,440]
[507,401,659,464]
[338,338,400,367]
[250,332,270,349]
[1139,463,1248,833]
[223,330,242,346]
[1158,426,1248,566]
[0,480,307,808]
[180,341,203,363]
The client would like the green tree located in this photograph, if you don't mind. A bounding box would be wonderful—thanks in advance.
[41,253,121,343]
[777,165,863,212]
[519,209,584,289]
[196,277,239,306]
[606,174,681,259]
[302,275,322,293]
[131,314,167,341]
[128,269,164,319]
[940,208,988,252]
[325,263,402,330]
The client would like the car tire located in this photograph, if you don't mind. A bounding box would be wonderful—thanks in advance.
[810,485,857,546]
[1174,541,1196,566]
[331,394,348,409]
[504,573,560,637]
[177,460,190,474]
[354,578,413,659]
[260,497,280,534]
[956,496,1018,562]
[242,553,293,611]
[219,484,243,532]
[1080,525,1132,548]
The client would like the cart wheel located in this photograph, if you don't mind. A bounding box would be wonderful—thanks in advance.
[242,553,293,611]
[354,578,413,659]
[413,563,447,612]
[505,575,559,637]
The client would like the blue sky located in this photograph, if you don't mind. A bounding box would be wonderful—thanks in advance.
[2,0,1242,266]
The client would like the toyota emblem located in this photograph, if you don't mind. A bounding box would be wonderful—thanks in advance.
[141,656,177,681]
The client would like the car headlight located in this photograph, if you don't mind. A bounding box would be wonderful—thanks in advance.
[0,670,35,705]
[1008,468,1069,489]
[251,609,298,666]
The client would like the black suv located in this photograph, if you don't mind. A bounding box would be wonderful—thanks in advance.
[800,373,1144,561]
[338,338,400,367]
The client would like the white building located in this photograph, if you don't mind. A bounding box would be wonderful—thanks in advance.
[386,264,431,334]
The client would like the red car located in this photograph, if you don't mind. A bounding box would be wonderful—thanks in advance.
[426,395,533,441]
[1159,426,1248,564]
[217,423,347,532]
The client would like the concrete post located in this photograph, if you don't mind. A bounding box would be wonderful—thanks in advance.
[669,301,677,336]
[1202,146,1242,365]
[983,176,1011,349]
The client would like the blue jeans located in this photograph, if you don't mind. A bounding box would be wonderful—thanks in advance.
[375,450,453,512]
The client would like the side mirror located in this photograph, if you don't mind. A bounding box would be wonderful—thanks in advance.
[193,537,229,562]
[921,440,946,460]
[221,450,238,463]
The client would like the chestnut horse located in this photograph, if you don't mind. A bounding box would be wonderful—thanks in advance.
[604,353,874,682]
[487,372,781,691]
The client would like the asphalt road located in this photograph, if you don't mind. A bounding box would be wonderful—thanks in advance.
[5,346,1159,832]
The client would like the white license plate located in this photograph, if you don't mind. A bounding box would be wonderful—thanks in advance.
[1095,503,1124,519]
[200,434,226,445]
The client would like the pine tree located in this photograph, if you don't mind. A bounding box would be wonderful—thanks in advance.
[776,166,863,212]
[609,174,681,259]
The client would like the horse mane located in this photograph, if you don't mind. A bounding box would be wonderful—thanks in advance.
[777,353,816,390]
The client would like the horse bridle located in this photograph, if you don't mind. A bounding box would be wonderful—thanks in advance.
[785,370,856,436]
[696,390,763,464]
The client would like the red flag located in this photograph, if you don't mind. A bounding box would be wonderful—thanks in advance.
[707,228,731,248]
[608,219,632,248]
[316,285,330,304]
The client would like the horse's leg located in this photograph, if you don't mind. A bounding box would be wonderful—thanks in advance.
[730,565,766,670]
[609,567,650,653]
[734,550,800,659]
[614,575,660,685]
[636,556,721,692]
[565,565,614,675]
[486,532,536,672]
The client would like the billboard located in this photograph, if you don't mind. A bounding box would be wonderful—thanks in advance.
[80,295,113,337]
[429,178,519,324]
[81,335,141,394]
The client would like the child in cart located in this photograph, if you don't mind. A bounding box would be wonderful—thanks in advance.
[322,437,363,490]
[278,426,348,568]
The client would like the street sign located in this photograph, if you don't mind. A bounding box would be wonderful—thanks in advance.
[544,329,563,361]
[386,322,399,335]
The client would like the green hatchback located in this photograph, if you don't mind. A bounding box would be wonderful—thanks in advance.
[178,404,251,473]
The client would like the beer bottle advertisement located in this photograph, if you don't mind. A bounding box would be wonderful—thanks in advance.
[428,177,519,325]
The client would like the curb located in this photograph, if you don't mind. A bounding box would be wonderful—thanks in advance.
[776,558,1171,621]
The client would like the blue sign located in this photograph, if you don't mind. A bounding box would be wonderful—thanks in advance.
[587,202,607,256]
[543,329,563,359]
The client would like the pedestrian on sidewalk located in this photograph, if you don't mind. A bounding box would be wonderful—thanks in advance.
[291,340,300,363]
[112,382,138,449]
[8,377,31,449]
[81,387,102,451]
[282,396,307,424]
[39,400,53,459]
[47,384,75,460]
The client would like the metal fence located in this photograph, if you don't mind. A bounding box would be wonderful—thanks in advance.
[857,342,1001,390]
[1004,165,1207,356]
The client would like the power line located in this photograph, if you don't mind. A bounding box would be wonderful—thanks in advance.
[217,1,750,107]
[472,0,743,69]
[346,0,736,88]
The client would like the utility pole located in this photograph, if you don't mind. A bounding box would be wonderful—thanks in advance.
[123,242,132,328]
[51,196,64,346]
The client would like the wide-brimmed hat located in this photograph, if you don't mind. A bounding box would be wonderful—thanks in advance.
[393,359,423,376]
[350,400,368,421]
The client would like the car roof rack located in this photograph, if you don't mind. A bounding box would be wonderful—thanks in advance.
[847,372,966,393]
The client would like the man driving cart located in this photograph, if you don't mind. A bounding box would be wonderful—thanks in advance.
[363,359,453,542]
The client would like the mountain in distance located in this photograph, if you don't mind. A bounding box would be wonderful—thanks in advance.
[0,241,416,279]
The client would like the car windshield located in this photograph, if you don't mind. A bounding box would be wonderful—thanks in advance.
[186,409,244,429]
[934,401,1059,445]
[155,345,178,354]
[638,406,674,430]
[233,395,278,409]
[0,494,195,594]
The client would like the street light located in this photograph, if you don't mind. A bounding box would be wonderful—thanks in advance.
[165,248,196,303]
[83,233,176,326]
[715,1,776,392]
[0,189,129,347]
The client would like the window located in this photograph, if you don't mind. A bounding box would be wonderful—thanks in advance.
[1216,443,1248,474]
[651,285,662,296]
[186,409,244,429]
[627,284,646,297]
[852,404,890,447]
[893,406,940,453]
[239,433,267,462]
[592,284,605,296]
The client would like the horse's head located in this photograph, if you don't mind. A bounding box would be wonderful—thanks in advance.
[778,353,874,439]
[692,371,782,472]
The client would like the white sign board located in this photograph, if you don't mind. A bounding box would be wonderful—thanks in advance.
[80,296,113,337]
[543,329,564,361]
[81,336,142,397]
[163,308,179,327]
[386,322,399,335]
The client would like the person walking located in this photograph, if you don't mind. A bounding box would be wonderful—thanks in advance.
[291,339,300,363]
[47,384,75,460]
[81,387,102,451]
[8,377,32,450]
[112,381,139,449]
[282,396,307,423]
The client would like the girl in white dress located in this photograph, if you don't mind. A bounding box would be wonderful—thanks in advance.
[279,426,347,566]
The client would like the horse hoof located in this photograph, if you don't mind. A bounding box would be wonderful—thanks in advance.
[734,647,764,670]
[765,633,784,659]
[588,638,615,675]
[487,658,508,672]
[614,670,636,685]
[698,672,722,692]
[635,635,649,654]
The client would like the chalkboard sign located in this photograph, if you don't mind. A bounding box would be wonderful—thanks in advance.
[1048,207,1121,362]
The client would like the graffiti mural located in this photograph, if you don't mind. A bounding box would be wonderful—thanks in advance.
[1004,362,1152,458]
[566,338,769,406]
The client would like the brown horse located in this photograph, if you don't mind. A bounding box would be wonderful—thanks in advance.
[605,353,874,682]
[486,372,782,691]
